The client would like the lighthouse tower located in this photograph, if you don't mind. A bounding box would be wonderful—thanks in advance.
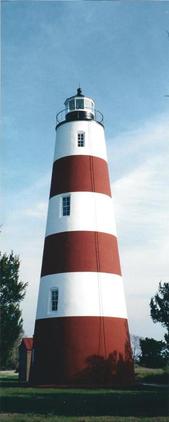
[31,89,134,386]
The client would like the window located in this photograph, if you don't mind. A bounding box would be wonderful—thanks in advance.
[78,132,85,147]
[62,195,71,216]
[76,99,84,109]
[84,99,92,110]
[51,288,59,311]
[69,99,75,111]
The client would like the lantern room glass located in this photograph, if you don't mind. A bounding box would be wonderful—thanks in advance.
[65,97,95,114]
[76,99,84,109]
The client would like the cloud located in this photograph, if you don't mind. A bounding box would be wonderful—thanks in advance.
[108,112,169,181]
[111,112,169,247]
[1,173,50,336]
[109,112,169,339]
[113,157,168,244]
[24,202,47,219]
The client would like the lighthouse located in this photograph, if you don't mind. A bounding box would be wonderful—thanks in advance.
[31,88,134,386]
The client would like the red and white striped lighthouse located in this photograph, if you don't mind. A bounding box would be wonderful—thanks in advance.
[31,88,134,386]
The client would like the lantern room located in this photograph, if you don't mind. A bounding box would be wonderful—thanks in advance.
[56,88,104,127]
[64,88,95,121]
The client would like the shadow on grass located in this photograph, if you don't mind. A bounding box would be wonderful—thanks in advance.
[0,377,19,388]
[136,372,169,385]
[0,381,168,417]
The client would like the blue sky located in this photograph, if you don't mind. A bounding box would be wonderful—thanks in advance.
[2,1,169,340]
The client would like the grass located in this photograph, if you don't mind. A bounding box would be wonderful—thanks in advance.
[134,365,169,384]
[0,369,168,421]
[0,416,169,422]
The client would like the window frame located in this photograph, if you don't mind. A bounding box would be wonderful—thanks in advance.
[50,288,59,312]
[77,131,85,147]
[62,195,71,216]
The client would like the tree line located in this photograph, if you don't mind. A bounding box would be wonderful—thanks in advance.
[131,281,169,368]
[0,251,27,369]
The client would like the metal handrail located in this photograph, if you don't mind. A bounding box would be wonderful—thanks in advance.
[56,108,104,125]
[56,109,66,124]
[95,110,104,123]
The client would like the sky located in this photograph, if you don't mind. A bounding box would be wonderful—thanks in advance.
[1,0,169,341]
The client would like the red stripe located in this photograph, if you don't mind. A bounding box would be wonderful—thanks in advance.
[41,231,121,277]
[50,155,111,197]
[31,316,134,386]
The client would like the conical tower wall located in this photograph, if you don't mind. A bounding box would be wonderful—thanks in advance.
[31,99,134,386]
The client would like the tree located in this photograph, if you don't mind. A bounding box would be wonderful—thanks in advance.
[0,251,27,369]
[150,282,169,350]
[139,337,166,368]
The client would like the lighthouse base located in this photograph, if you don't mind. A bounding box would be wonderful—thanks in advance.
[30,316,134,387]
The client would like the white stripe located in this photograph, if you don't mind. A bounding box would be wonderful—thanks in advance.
[36,273,128,320]
[46,192,117,237]
[54,120,108,161]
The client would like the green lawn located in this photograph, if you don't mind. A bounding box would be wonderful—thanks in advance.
[0,416,169,422]
[134,365,169,384]
[0,370,168,421]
